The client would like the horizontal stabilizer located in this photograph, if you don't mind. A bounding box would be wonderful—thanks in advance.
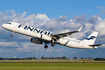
[89,44,102,47]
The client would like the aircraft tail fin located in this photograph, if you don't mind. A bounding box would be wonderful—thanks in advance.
[82,32,98,45]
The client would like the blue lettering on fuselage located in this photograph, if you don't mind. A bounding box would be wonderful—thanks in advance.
[18,25,21,28]
[27,27,34,31]
[18,24,53,35]
[48,32,51,35]
[24,26,27,29]
[44,32,47,35]
[40,31,43,34]
[33,28,40,33]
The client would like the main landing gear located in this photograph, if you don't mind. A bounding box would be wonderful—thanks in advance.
[44,40,55,48]
[11,31,15,37]
[44,45,48,49]
[51,43,55,46]
[44,44,55,49]
[51,39,55,46]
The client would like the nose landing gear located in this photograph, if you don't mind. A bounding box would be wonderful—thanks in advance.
[11,31,15,37]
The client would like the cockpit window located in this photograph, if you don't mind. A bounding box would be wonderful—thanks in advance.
[8,23,11,24]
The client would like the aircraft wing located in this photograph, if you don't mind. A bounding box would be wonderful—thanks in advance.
[51,26,83,39]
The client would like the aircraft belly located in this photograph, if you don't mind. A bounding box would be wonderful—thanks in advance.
[66,41,82,48]
[58,38,91,49]
[58,39,80,47]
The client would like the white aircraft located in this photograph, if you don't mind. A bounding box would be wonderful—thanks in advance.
[2,22,102,49]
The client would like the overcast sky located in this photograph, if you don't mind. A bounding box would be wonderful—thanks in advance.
[0,0,105,58]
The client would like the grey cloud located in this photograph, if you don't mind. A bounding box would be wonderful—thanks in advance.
[45,18,58,29]
[101,10,105,14]
[94,19,105,37]
[0,10,15,18]
[0,42,20,47]
[87,15,100,24]
[64,22,82,29]
[96,6,105,10]
[59,15,68,21]
[64,14,86,29]
[0,10,105,42]
[0,10,105,58]
[72,14,86,23]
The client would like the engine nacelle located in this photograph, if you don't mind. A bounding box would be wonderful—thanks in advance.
[31,38,42,44]
[94,47,97,49]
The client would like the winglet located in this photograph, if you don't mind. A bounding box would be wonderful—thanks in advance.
[78,26,83,31]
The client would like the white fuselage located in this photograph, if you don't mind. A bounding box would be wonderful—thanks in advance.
[2,22,95,49]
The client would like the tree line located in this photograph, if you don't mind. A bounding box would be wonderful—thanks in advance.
[0,57,105,60]
[41,56,67,59]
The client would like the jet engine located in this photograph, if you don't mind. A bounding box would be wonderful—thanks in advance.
[31,38,42,44]
[94,47,97,49]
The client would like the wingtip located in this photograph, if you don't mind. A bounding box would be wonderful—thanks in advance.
[78,26,83,31]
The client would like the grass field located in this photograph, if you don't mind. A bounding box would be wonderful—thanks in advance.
[0,60,105,70]
[0,60,105,62]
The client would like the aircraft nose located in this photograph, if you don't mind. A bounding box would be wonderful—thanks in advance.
[2,24,7,29]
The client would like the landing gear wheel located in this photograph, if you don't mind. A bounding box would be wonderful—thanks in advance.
[11,35,13,37]
[44,45,48,48]
[51,43,55,46]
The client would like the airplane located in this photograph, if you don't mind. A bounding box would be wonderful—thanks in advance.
[2,22,102,49]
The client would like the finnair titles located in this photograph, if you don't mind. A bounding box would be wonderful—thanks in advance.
[18,24,53,35]
[2,22,102,49]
